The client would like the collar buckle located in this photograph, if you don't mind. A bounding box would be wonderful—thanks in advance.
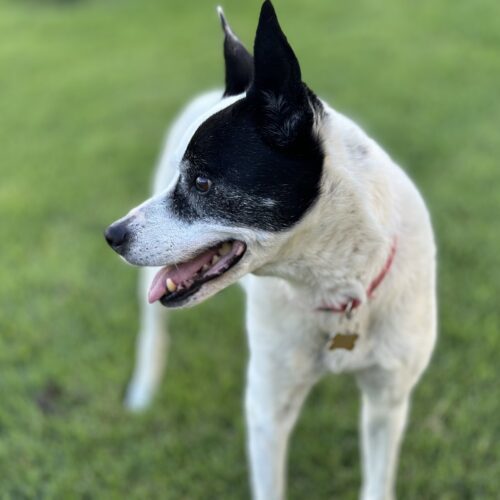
[345,299,355,320]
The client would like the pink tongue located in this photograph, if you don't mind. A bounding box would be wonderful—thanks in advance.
[148,267,172,304]
[147,247,218,304]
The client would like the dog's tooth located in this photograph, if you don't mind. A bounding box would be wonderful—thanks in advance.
[202,264,210,272]
[166,278,177,293]
[235,243,245,256]
[211,255,220,265]
[218,242,232,257]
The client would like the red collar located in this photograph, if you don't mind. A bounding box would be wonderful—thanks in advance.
[318,239,397,315]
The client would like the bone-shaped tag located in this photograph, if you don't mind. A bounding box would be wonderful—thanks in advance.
[329,333,359,351]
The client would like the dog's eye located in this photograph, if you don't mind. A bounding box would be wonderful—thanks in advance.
[194,176,212,194]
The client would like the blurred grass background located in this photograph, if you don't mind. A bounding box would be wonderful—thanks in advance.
[0,0,499,498]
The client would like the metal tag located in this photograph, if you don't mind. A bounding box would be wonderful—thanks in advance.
[329,333,359,351]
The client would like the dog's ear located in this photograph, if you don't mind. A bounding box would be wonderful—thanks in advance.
[218,7,254,97]
[248,0,314,148]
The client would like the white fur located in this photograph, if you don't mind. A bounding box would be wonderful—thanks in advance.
[123,91,437,500]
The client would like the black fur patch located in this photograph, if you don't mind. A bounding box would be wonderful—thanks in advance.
[219,11,254,97]
[170,0,324,232]
[171,96,323,231]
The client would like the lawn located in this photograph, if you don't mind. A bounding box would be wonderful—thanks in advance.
[0,0,499,498]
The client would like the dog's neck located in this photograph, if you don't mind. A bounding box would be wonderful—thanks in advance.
[256,105,399,308]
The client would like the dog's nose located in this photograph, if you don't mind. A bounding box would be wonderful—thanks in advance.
[104,222,129,252]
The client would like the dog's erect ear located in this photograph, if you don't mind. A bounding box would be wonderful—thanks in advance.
[248,0,314,148]
[217,7,254,97]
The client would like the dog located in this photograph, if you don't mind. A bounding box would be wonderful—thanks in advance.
[105,2,437,499]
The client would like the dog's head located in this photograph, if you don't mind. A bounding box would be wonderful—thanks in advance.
[105,1,325,308]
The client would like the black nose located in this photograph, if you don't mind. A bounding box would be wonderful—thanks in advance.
[104,222,129,252]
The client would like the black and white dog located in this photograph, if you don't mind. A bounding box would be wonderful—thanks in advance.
[105,2,437,499]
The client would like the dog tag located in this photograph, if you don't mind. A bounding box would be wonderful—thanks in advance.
[329,333,359,351]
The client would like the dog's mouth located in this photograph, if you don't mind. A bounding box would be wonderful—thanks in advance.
[148,240,247,307]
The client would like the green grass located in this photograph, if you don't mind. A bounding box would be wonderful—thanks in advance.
[0,0,499,497]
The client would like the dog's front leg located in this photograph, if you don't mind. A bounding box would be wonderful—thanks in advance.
[245,355,318,500]
[124,267,169,411]
[356,367,416,500]
[244,303,321,500]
